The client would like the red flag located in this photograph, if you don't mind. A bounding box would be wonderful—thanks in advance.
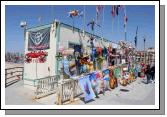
[111,5,116,17]
[96,5,103,13]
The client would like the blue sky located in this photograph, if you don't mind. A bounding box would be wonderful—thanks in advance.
[5,5,155,53]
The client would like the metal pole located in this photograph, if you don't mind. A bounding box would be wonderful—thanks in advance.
[51,5,54,22]
[23,25,27,80]
[124,6,127,41]
[83,5,85,35]
[144,37,146,64]
[5,69,7,87]
[36,60,38,79]
[102,6,105,41]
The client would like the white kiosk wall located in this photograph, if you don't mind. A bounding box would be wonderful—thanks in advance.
[23,22,57,89]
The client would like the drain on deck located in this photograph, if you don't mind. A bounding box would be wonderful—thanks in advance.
[120,89,129,92]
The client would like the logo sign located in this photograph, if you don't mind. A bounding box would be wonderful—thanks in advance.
[28,27,50,51]
[33,32,43,45]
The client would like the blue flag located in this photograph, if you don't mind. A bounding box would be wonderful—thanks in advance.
[79,75,95,102]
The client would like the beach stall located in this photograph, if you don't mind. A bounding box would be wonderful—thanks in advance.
[23,21,114,89]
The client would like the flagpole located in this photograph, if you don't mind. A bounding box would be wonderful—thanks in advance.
[124,6,127,41]
[102,6,105,42]
[83,5,86,36]
[112,14,114,35]
[73,18,75,33]
[117,12,119,36]
[51,5,53,22]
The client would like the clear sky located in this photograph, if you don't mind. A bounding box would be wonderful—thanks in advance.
[5,5,155,53]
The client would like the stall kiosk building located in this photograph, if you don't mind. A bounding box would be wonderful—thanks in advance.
[23,21,118,89]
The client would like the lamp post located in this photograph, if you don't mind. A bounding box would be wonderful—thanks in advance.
[20,21,27,80]
[20,21,27,40]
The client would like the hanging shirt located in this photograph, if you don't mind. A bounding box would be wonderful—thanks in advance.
[109,69,114,78]
[102,47,107,58]
[91,47,97,61]
[97,47,102,57]
[63,58,71,77]
[95,71,101,79]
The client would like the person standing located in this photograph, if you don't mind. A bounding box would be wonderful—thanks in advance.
[150,64,155,83]
[145,64,151,84]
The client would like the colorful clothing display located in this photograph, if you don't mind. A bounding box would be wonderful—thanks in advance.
[74,45,82,75]
[134,66,138,78]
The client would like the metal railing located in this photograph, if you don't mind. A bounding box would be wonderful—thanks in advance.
[34,75,60,99]
[5,67,24,87]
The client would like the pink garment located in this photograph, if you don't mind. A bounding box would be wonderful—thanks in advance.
[97,47,102,56]
[96,72,101,79]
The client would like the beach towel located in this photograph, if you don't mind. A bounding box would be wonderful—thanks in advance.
[79,75,95,102]
[113,67,121,78]
[63,58,71,77]
[89,72,99,95]
[102,69,110,90]
[103,74,110,90]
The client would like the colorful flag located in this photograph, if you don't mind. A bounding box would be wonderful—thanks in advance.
[87,19,101,31]
[79,75,95,102]
[116,5,119,15]
[96,5,103,21]
[68,9,83,18]
[111,5,116,17]
[96,5,103,14]
[117,5,123,10]
[123,6,128,27]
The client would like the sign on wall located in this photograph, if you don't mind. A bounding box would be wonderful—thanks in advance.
[28,27,51,51]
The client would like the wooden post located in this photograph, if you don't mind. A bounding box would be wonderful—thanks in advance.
[55,83,62,105]
[5,69,7,87]
[22,67,24,80]
[59,84,63,105]
[70,81,74,103]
